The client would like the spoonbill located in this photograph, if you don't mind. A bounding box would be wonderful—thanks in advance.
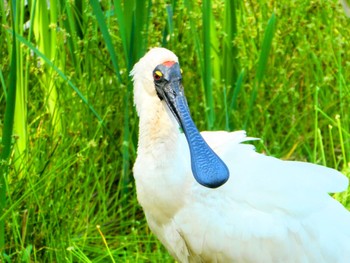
[131,47,350,263]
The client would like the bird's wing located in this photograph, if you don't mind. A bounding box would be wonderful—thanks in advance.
[201,130,348,196]
[168,130,350,262]
[201,130,348,217]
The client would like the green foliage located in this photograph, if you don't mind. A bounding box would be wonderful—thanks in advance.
[0,0,349,261]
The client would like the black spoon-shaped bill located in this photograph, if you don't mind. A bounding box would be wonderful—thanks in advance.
[176,95,229,188]
[153,62,229,188]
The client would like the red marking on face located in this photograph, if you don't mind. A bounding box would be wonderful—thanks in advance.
[162,61,176,67]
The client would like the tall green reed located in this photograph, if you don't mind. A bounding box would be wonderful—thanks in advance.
[202,0,215,129]
[13,0,28,178]
[0,5,17,251]
[244,12,276,129]
[32,0,62,135]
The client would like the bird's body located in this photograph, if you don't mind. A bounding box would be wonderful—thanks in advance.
[131,48,350,263]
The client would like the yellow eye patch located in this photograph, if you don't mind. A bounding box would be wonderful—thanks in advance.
[153,70,163,81]
[154,70,163,77]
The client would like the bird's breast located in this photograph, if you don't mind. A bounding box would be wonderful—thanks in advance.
[134,106,192,223]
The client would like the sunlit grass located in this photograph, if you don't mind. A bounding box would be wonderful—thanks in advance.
[0,0,349,261]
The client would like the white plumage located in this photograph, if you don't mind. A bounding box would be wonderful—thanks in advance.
[131,47,350,263]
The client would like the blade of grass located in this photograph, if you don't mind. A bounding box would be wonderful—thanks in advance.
[60,0,80,73]
[223,0,240,131]
[132,1,151,61]
[336,115,348,167]
[328,125,337,169]
[90,0,122,82]
[224,87,229,130]
[32,0,62,135]
[0,69,6,99]
[162,4,175,47]
[223,0,239,91]
[202,0,214,129]
[0,19,17,250]
[230,69,245,111]
[184,0,203,66]
[114,0,129,66]
[244,12,276,129]
[209,6,220,97]
[314,106,350,137]
[336,49,349,166]
[226,69,245,130]
[67,244,92,263]
[317,128,326,166]
[313,86,320,163]
[13,0,28,178]
[255,12,277,91]
[96,225,116,263]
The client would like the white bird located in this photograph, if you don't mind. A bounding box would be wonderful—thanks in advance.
[131,47,350,263]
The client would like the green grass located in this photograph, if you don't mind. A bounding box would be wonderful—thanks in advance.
[0,0,349,261]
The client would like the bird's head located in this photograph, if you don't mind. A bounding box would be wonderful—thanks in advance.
[131,48,229,189]
[131,48,179,117]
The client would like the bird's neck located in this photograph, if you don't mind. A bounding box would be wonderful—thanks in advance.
[134,99,191,223]
[137,100,180,156]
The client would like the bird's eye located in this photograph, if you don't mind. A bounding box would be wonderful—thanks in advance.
[153,70,163,81]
